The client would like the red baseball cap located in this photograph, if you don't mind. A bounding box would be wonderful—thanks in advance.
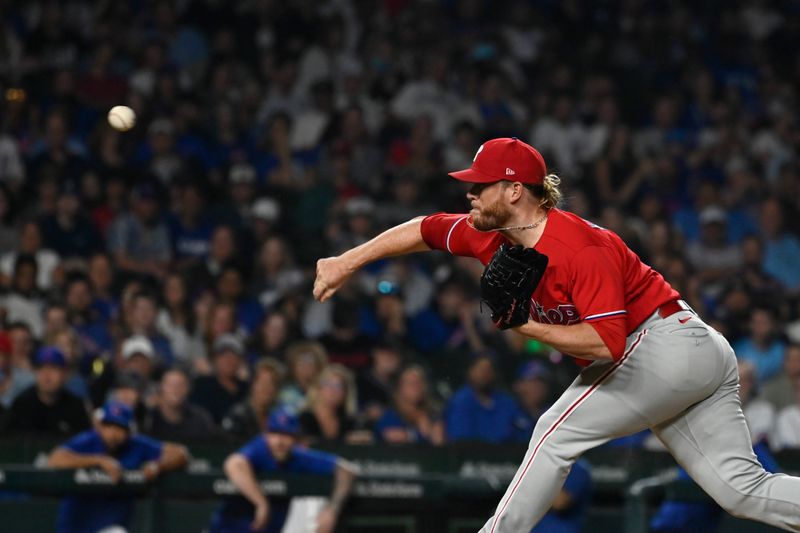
[449,137,547,185]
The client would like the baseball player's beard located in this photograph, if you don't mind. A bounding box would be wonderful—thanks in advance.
[471,200,513,232]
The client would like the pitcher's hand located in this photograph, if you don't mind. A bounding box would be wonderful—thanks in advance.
[314,256,353,302]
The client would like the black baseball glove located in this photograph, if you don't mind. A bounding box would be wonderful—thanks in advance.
[480,244,549,330]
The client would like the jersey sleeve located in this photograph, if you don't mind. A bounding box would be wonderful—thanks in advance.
[132,435,164,463]
[62,430,102,454]
[569,246,629,360]
[291,448,338,475]
[237,436,270,470]
[420,213,475,257]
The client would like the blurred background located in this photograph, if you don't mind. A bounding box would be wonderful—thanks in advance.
[0,0,799,531]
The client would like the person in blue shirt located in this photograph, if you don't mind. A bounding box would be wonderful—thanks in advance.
[759,197,800,290]
[373,364,445,444]
[733,306,787,383]
[650,442,780,533]
[532,459,592,533]
[211,407,358,533]
[512,360,553,442]
[445,354,521,443]
[46,400,190,533]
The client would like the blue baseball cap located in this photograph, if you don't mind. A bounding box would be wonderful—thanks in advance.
[516,360,552,382]
[266,408,300,436]
[99,400,134,430]
[34,346,67,368]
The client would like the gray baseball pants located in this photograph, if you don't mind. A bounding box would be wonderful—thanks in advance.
[480,308,800,532]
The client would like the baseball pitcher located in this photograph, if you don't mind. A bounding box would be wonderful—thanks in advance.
[313,137,800,532]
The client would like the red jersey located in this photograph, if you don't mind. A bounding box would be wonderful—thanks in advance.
[420,208,680,359]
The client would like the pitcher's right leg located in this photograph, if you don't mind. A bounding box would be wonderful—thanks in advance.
[653,332,800,531]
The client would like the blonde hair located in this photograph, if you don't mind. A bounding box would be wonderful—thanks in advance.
[538,173,562,210]
[253,357,286,387]
[306,364,358,416]
[285,341,329,375]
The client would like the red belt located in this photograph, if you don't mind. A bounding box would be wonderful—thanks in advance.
[657,299,694,319]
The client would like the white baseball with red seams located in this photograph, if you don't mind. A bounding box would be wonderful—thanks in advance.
[107,106,136,132]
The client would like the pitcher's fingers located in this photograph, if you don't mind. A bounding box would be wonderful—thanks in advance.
[321,286,337,302]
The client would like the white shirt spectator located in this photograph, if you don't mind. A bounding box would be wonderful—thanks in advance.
[0,249,60,291]
[0,135,25,184]
[530,117,587,177]
[773,404,800,451]
[391,80,480,141]
[744,397,776,445]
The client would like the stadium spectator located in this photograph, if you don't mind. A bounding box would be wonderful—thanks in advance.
[125,291,176,366]
[0,330,34,408]
[357,342,403,424]
[2,346,90,435]
[222,358,285,440]
[299,364,367,444]
[47,400,189,533]
[144,368,216,441]
[211,408,358,533]
[445,354,520,443]
[319,297,373,371]
[168,180,214,264]
[512,361,553,442]
[214,264,264,335]
[773,378,800,451]
[361,280,408,343]
[733,306,787,383]
[6,321,34,371]
[157,272,204,365]
[106,370,148,431]
[247,311,292,364]
[0,254,45,338]
[279,341,328,413]
[408,275,484,359]
[186,224,239,294]
[40,180,101,259]
[249,197,282,247]
[191,334,248,424]
[251,236,305,312]
[107,182,171,279]
[86,252,116,322]
[64,273,114,356]
[763,344,800,411]
[737,361,776,446]
[43,302,69,344]
[374,364,444,445]
[685,207,743,297]
[759,198,800,291]
[0,221,59,291]
[0,185,18,251]
[52,327,89,400]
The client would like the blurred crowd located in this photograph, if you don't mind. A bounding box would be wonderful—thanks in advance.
[0,0,799,450]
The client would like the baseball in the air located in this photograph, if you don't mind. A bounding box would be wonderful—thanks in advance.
[107,105,136,132]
